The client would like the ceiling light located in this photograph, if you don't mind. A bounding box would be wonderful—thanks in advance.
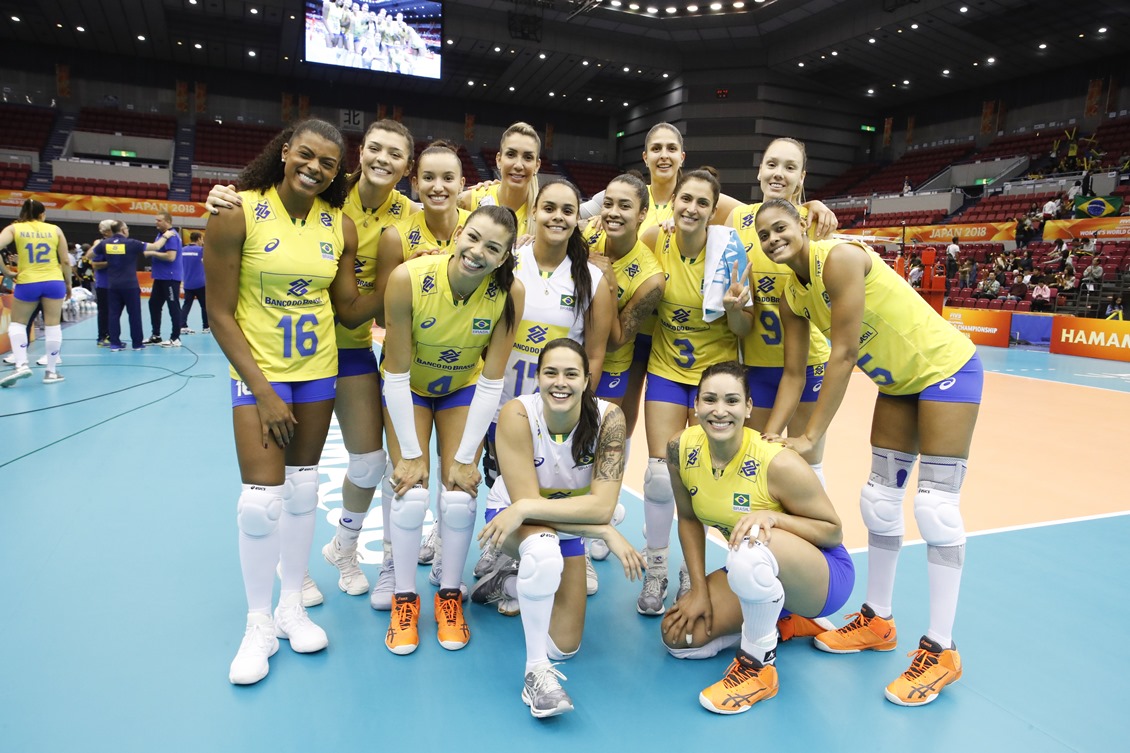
[910,23,918,29]
[549,92,555,97]
[646,6,659,12]
[636,69,642,73]
[508,86,515,91]
[283,56,288,60]
[987,56,995,63]
[494,46,501,52]
[446,39,453,45]
[1078,33,1085,38]
[666,6,677,12]
[710,2,723,9]
[582,60,589,65]
[623,66,630,72]
[189,0,197,4]
[77,26,85,32]
[687,3,698,9]
[177,40,182,45]
[798,62,805,67]
[868,37,876,43]
[468,80,475,85]
[250,7,258,14]
[610,0,621,5]
[137,35,145,41]
[959,5,968,12]
[1038,43,1047,49]
[587,97,592,101]
[942,68,950,74]
[831,50,838,56]
[867,88,875,94]
[290,15,295,20]
[248,50,256,57]
[10,15,19,22]
[897,29,903,33]
[623,102,629,107]
[662,72,669,78]
[629,3,639,8]
[57,23,63,28]
[539,52,546,59]
[973,61,978,66]
[733,1,745,8]
[194,42,202,49]
[1098,27,1107,33]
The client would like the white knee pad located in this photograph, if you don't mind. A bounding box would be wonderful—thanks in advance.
[237,485,283,537]
[609,502,626,527]
[547,634,578,661]
[439,487,476,531]
[859,481,906,537]
[725,542,781,603]
[391,486,430,530]
[282,466,319,515]
[666,633,740,660]
[913,488,966,547]
[346,449,387,489]
[644,458,674,505]
[516,532,564,601]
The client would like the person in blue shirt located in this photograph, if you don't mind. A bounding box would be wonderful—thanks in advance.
[91,220,177,351]
[146,211,184,347]
[84,220,116,345]
[180,231,207,334]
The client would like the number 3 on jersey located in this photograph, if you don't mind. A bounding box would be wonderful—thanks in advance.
[278,314,319,358]
[673,338,696,369]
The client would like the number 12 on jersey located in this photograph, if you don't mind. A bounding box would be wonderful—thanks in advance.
[278,314,319,358]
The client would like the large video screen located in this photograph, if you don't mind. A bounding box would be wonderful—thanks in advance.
[304,1,442,80]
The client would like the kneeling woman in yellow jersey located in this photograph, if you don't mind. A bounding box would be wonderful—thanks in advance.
[636,168,741,616]
[0,199,70,387]
[474,338,644,718]
[206,119,380,685]
[662,361,852,715]
[757,198,982,707]
[381,204,524,655]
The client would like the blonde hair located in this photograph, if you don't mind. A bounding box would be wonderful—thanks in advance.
[499,121,541,235]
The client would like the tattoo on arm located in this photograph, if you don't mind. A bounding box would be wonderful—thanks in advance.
[666,435,680,467]
[594,407,626,482]
[621,286,663,343]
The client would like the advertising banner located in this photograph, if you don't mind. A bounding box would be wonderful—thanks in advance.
[0,189,209,219]
[840,221,1016,243]
[1043,216,1130,240]
[980,100,996,135]
[1051,315,1130,362]
[943,307,1011,347]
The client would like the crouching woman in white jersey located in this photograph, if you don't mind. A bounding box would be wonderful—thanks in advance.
[474,338,644,718]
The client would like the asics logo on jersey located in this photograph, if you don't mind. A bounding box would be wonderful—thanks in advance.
[672,308,691,324]
[739,458,760,479]
[438,348,461,363]
[288,278,312,297]
[253,202,272,221]
[264,238,280,253]
[421,317,437,329]
[320,242,335,260]
[626,262,640,278]
[687,447,700,467]
[534,457,545,467]
[688,486,698,496]
[757,276,775,294]
[938,378,957,391]
[526,325,548,344]
[822,291,831,307]
[319,212,333,228]
[733,493,751,512]
[422,273,436,294]
[607,378,620,389]
[407,228,423,247]
[472,318,492,335]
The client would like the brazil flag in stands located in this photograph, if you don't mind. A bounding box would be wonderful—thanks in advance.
[1074,196,1124,218]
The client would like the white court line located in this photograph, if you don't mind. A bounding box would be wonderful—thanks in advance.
[987,368,1130,396]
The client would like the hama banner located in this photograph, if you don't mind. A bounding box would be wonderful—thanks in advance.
[1043,216,1130,240]
[56,64,70,99]
[1073,195,1123,218]
[176,81,189,113]
[905,115,915,145]
[194,81,207,114]
[840,221,1016,244]
[980,101,996,135]
[0,189,210,219]
[1051,315,1130,362]
[1085,79,1104,118]
[943,307,1011,347]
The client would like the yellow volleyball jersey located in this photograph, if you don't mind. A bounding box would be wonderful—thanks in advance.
[678,426,785,539]
[469,184,528,233]
[641,185,675,233]
[391,208,470,261]
[647,229,739,384]
[232,186,344,382]
[585,235,662,374]
[392,253,508,396]
[782,239,976,395]
[12,221,63,284]
[728,203,829,368]
[335,186,415,349]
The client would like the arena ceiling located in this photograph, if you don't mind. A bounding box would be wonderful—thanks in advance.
[0,0,1126,117]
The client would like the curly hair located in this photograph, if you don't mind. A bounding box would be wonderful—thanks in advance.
[237,118,349,208]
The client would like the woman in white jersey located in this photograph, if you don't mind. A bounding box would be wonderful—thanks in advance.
[472,338,643,718]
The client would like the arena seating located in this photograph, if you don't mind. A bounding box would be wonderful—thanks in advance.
[812,163,879,199]
[76,107,176,139]
[194,121,279,168]
[0,161,32,190]
[51,176,167,199]
[962,132,1056,163]
[562,161,620,198]
[953,192,1056,223]
[856,209,947,227]
[0,104,55,153]
[848,144,974,196]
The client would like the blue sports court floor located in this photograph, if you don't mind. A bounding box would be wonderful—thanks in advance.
[1,315,1126,752]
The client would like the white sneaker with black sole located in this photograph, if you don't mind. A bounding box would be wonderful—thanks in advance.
[160,339,182,348]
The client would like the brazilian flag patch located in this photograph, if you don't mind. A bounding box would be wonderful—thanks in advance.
[472,318,492,335]
[733,493,751,512]
[560,294,576,308]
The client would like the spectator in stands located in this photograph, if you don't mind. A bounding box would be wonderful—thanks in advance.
[1041,196,1058,222]
[1017,250,1033,273]
[907,258,924,288]
[902,176,912,195]
[1006,274,1028,302]
[946,236,960,261]
[145,211,183,347]
[1078,234,1096,256]
[1066,180,1082,202]
[958,258,973,288]
[992,252,1009,274]
[972,274,1000,300]
[1056,269,1076,297]
[1081,257,1104,293]
[1106,296,1123,320]
[180,232,207,334]
[1030,276,1052,312]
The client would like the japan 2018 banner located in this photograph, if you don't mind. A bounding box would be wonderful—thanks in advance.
[0,189,210,219]
[840,221,1016,243]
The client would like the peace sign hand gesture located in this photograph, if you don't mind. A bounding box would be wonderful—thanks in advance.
[722,261,751,313]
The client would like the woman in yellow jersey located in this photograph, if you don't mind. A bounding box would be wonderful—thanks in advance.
[725,138,832,485]
[206,120,420,612]
[473,339,643,718]
[380,204,524,656]
[459,121,540,237]
[661,361,852,715]
[635,167,740,617]
[371,139,470,597]
[756,198,982,708]
[206,119,378,686]
[0,199,70,387]
[474,180,615,587]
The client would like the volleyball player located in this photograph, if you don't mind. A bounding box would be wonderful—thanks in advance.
[370,139,470,602]
[756,198,981,706]
[0,199,70,387]
[206,119,379,685]
[380,204,523,655]
[635,168,740,616]
[459,122,541,237]
[473,180,614,584]
[207,119,419,612]
[661,361,852,714]
[473,338,644,717]
[725,138,831,485]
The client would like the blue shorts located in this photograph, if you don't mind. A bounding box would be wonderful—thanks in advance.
[747,364,825,409]
[815,543,855,618]
[485,508,585,557]
[231,376,337,408]
[382,382,476,412]
[916,352,983,405]
[595,370,629,399]
[14,279,66,302]
[338,347,378,378]
[632,334,653,364]
[645,372,697,408]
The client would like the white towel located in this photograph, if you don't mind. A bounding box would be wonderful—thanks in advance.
[702,225,749,323]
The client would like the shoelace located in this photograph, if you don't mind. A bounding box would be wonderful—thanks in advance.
[245,621,274,649]
[901,648,939,680]
[376,560,395,588]
[531,663,568,694]
[641,572,665,598]
[835,612,867,633]
[437,594,462,626]
[721,657,760,688]
[394,598,418,630]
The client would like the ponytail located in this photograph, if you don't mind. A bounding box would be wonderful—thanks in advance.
[536,180,594,326]
[18,198,45,222]
[537,338,600,465]
[469,204,519,331]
